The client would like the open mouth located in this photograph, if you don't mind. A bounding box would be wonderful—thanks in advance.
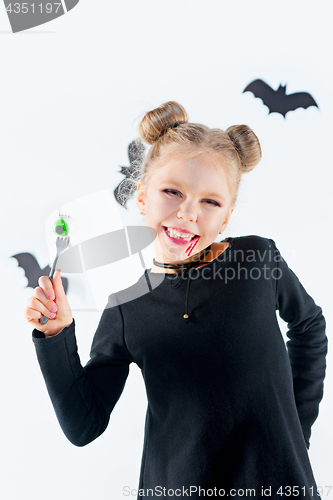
[162,226,200,251]
[163,226,198,241]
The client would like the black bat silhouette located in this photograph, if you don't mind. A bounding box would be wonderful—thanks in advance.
[114,138,146,208]
[11,253,68,294]
[243,79,319,118]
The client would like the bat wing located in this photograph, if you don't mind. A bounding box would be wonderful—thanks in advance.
[11,253,50,289]
[243,79,277,110]
[114,139,146,208]
[286,92,319,113]
[11,252,68,293]
[113,181,133,208]
[128,138,145,167]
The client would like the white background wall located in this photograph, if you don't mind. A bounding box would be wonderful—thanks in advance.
[0,1,332,499]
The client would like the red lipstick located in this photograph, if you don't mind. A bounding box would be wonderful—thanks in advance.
[162,226,201,256]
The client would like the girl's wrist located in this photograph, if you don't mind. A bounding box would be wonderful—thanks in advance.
[45,329,63,338]
[45,319,73,338]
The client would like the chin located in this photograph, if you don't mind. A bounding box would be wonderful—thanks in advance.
[160,228,206,261]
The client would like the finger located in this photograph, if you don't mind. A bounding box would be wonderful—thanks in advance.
[25,297,57,319]
[33,286,58,312]
[38,275,55,301]
[27,317,54,331]
[24,306,42,321]
[52,269,66,301]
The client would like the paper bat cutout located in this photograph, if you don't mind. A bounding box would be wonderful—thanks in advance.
[11,253,68,293]
[114,139,146,208]
[243,79,319,118]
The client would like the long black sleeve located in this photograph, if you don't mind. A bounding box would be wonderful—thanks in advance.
[31,235,327,495]
[32,293,133,447]
[271,239,328,449]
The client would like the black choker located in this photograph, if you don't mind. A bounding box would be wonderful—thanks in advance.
[153,244,212,270]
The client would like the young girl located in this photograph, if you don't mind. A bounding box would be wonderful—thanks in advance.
[25,101,327,499]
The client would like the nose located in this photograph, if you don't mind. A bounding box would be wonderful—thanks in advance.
[177,199,198,222]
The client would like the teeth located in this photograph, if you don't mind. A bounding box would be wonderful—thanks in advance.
[165,227,196,241]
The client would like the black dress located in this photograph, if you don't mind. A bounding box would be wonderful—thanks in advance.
[32,235,327,499]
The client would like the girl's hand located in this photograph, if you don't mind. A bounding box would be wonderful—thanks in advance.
[24,269,73,337]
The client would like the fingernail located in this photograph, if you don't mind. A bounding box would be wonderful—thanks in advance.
[49,312,56,318]
[48,294,55,301]
[51,305,57,312]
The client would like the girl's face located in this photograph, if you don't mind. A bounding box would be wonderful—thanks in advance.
[137,155,234,266]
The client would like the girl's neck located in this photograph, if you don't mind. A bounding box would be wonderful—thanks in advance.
[149,241,230,274]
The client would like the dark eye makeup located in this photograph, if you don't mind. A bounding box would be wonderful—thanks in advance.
[162,189,221,207]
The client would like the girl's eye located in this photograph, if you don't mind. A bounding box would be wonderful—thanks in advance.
[163,189,220,207]
[204,200,220,207]
[164,189,181,197]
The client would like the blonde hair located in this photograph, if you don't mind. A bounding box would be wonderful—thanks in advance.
[117,101,262,208]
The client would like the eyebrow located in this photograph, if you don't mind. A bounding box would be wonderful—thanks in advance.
[160,180,226,201]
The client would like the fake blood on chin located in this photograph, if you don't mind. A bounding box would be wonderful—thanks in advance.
[162,226,200,257]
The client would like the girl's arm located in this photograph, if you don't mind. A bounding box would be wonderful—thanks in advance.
[271,239,328,450]
[32,293,133,447]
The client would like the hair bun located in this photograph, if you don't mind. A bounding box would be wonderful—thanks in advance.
[226,125,262,173]
[139,101,188,145]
